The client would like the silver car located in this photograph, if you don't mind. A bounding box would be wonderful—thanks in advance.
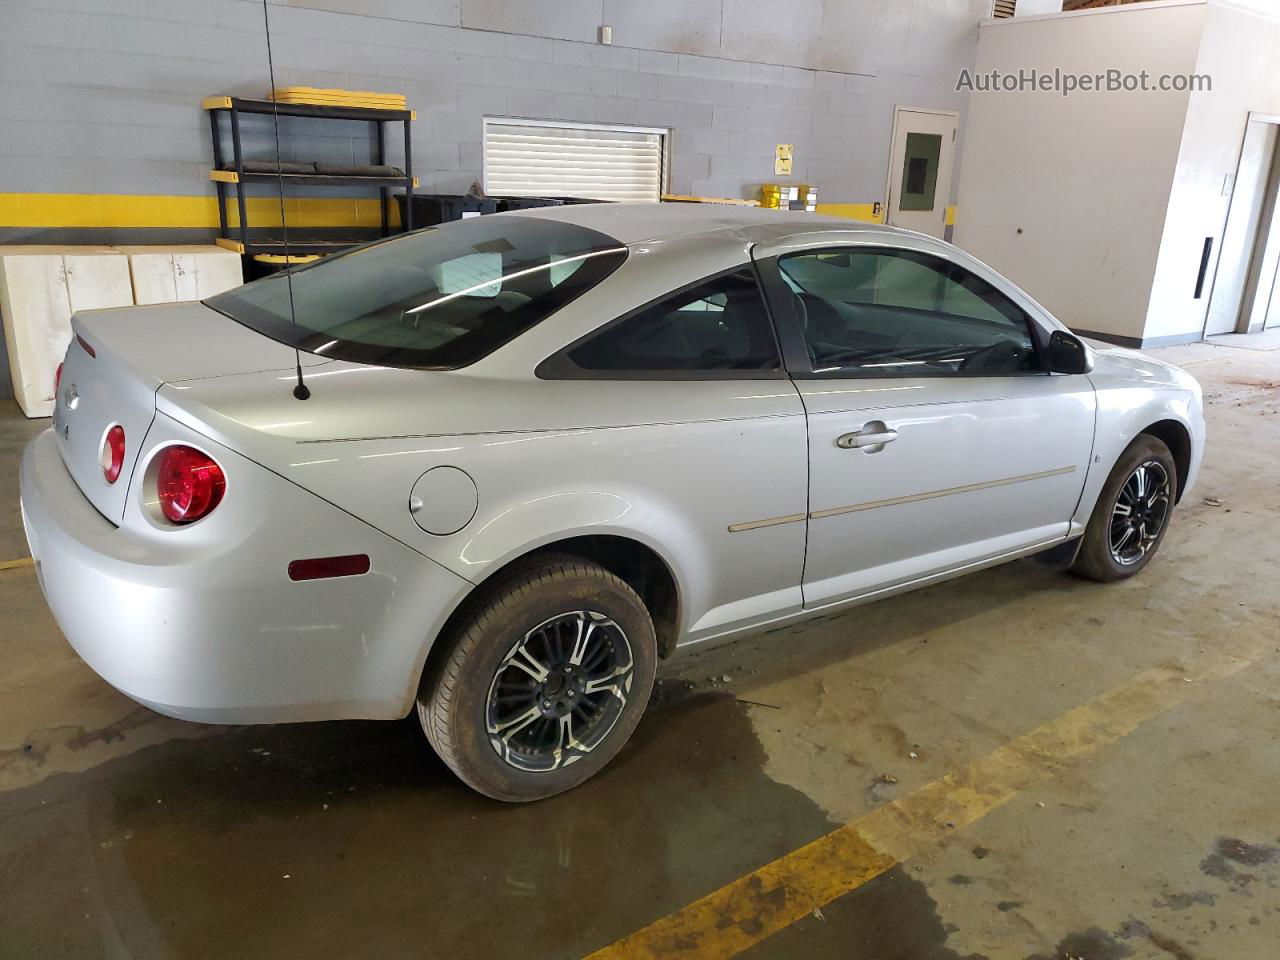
[20,205,1205,800]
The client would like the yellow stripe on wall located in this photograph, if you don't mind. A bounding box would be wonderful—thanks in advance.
[1,193,950,232]
[815,202,884,223]
[0,193,396,229]
[814,203,959,228]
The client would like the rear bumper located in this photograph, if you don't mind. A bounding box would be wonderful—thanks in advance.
[20,427,471,724]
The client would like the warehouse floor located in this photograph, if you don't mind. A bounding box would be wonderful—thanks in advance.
[1,337,1278,960]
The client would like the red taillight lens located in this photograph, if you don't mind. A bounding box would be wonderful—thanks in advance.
[55,363,64,393]
[156,446,225,524]
[76,334,96,358]
[101,425,126,484]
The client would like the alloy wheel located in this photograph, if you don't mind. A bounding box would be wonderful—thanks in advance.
[1109,460,1171,566]
[485,611,634,772]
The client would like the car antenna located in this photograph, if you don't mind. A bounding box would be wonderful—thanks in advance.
[260,0,310,400]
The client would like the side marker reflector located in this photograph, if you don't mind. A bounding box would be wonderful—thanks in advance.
[287,554,371,581]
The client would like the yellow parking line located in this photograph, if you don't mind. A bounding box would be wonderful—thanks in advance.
[0,557,34,572]
[586,650,1258,959]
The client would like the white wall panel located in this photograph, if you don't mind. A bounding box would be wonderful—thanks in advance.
[600,1,722,58]
[954,4,1205,341]
[1147,2,1280,340]
[461,0,603,43]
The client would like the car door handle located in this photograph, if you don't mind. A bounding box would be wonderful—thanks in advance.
[836,424,899,449]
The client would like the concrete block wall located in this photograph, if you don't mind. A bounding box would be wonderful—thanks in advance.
[0,0,983,223]
[0,0,986,400]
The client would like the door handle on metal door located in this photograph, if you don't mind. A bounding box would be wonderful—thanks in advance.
[835,423,899,449]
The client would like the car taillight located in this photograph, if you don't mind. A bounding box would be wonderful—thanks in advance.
[156,446,225,524]
[101,425,125,484]
[55,363,64,393]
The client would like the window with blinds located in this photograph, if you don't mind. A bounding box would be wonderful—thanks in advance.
[483,118,668,204]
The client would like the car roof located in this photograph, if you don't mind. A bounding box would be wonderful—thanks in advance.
[496,201,910,245]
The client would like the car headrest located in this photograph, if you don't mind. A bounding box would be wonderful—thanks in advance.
[798,293,844,343]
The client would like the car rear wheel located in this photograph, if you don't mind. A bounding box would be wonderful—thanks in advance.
[418,556,657,801]
[1072,435,1178,582]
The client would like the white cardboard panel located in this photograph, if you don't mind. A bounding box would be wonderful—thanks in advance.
[65,251,135,314]
[122,250,179,305]
[172,254,200,301]
[0,247,131,418]
[0,254,69,418]
[188,247,243,298]
[116,245,243,305]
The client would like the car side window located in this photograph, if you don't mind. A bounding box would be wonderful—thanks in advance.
[777,248,1042,377]
[542,268,782,378]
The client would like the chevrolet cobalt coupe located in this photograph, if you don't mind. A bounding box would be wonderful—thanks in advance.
[21,205,1204,800]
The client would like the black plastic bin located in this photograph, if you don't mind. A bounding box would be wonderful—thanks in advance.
[395,194,499,229]
[504,196,602,208]
[395,194,605,230]
[495,196,564,212]
[491,196,604,212]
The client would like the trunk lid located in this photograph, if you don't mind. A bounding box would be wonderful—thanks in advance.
[54,301,328,524]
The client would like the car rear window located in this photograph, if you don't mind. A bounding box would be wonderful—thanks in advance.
[205,216,627,369]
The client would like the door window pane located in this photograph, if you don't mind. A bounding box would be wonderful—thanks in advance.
[559,269,781,375]
[900,132,941,212]
[777,248,1040,377]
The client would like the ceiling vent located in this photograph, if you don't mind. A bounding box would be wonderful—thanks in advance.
[993,0,1017,16]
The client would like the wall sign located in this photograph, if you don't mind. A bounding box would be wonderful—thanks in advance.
[775,144,793,177]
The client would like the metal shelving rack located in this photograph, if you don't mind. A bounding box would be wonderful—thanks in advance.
[203,96,416,261]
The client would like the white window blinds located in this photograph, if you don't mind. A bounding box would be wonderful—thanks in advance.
[483,118,667,203]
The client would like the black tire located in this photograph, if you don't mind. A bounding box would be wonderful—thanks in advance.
[418,556,657,802]
[1072,434,1178,582]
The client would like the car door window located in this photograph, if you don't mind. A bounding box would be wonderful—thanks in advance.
[540,268,782,378]
[777,248,1041,377]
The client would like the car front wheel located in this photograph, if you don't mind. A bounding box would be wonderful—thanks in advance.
[418,556,657,801]
[1072,434,1178,582]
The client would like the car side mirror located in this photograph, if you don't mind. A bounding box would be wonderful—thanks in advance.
[1048,330,1091,374]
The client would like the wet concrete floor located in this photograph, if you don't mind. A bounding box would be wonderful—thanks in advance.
[1,336,1278,959]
